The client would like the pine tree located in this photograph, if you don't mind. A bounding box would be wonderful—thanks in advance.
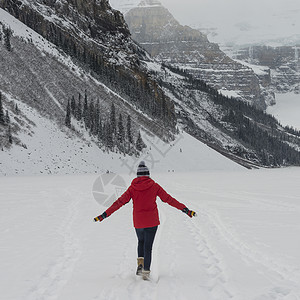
[136,131,146,151]
[126,115,133,144]
[76,93,82,121]
[97,117,103,141]
[110,103,116,135]
[8,125,12,144]
[117,114,124,140]
[4,27,12,51]
[106,123,114,150]
[94,99,100,135]
[161,95,167,120]
[83,90,88,126]
[0,92,5,124]
[65,100,71,128]
[117,113,125,152]
[15,103,19,115]
[5,110,10,124]
[88,100,95,132]
[71,96,76,116]
[102,122,107,146]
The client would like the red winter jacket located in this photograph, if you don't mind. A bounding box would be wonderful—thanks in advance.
[105,177,186,228]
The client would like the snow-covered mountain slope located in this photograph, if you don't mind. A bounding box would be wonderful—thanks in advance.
[0,0,177,132]
[0,6,146,123]
[0,90,242,176]
[0,5,250,174]
[0,6,178,175]
[1,1,300,171]
[1,167,300,299]
[0,11,242,178]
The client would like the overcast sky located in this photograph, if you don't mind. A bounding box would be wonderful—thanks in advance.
[158,0,300,45]
[160,0,300,26]
[110,0,300,45]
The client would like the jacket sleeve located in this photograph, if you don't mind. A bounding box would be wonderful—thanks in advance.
[157,184,186,211]
[105,187,132,217]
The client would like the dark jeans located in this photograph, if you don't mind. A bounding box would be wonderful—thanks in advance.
[135,226,158,271]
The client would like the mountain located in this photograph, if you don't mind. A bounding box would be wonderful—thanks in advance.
[111,0,300,107]
[124,0,273,108]
[228,45,300,94]
[1,0,300,174]
[0,0,176,132]
[0,1,176,175]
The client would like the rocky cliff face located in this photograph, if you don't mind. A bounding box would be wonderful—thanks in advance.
[125,0,270,108]
[235,45,300,94]
[0,0,177,131]
[1,0,299,168]
[0,0,134,66]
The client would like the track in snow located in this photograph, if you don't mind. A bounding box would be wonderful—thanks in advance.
[1,169,300,300]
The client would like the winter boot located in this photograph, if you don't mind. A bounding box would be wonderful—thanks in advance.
[142,269,150,281]
[136,257,144,276]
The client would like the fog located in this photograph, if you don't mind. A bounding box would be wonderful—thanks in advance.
[110,0,300,45]
[160,0,300,45]
[160,0,300,27]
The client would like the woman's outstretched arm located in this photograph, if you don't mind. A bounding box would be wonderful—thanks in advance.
[94,187,132,222]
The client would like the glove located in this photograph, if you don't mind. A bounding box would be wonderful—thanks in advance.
[182,207,197,218]
[94,212,107,222]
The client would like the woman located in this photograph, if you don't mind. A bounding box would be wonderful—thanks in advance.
[94,161,196,280]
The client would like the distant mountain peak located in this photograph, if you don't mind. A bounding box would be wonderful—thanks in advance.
[125,2,271,108]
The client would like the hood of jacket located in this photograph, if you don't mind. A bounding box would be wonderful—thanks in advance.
[131,176,155,191]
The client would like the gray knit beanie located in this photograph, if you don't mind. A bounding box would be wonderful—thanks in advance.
[137,161,150,177]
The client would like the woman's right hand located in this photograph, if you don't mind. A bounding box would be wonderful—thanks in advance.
[182,207,197,218]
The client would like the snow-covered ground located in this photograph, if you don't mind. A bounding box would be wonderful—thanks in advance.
[1,167,300,300]
[267,93,300,130]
